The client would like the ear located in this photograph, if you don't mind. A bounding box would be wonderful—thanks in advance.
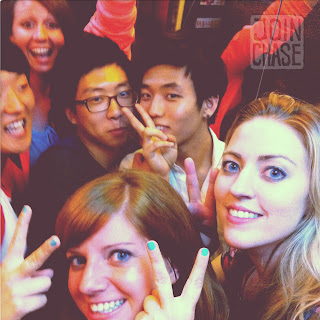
[65,108,78,125]
[164,259,180,285]
[202,96,219,119]
[10,34,15,44]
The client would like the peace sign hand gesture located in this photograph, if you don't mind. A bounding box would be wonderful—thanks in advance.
[135,241,209,320]
[122,104,177,180]
[1,206,60,320]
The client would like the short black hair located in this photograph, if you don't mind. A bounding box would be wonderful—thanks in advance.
[133,30,227,119]
[1,40,29,75]
[50,33,134,136]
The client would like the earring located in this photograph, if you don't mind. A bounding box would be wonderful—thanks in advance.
[205,114,211,118]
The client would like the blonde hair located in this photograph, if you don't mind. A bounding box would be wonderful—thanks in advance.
[56,170,229,320]
[226,92,320,320]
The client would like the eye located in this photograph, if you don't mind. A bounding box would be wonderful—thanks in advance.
[118,90,131,98]
[166,93,181,100]
[140,92,151,101]
[222,160,239,173]
[67,255,86,269]
[89,96,105,105]
[110,250,132,264]
[263,166,286,181]
[45,21,60,30]
[21,21,34,29]
[18,82,30,92]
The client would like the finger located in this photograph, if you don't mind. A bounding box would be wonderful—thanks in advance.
[185,158,201,203]
[135,104,156,129]
[151,288,160,301]
[143,295,162,315]
[135,311,152,320]
[19,236,60,277]
[144,127,169,143]
[181,248,209,308]
[12,276,52,296]
[32,268,54,278]
[122,107,146,136]
[166,134,177,144]
[15,294,48,317]
[205,167,219,209]
[5,205,32,261]
[144,141,175,157]
[147,241,173,308]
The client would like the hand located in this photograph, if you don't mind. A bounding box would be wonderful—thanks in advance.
[185,157,218,228]
[122,104,177,180]
[1,205,60,320]
[135,241,209,320]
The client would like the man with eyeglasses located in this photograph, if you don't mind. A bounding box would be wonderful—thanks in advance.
[24,36,139,312]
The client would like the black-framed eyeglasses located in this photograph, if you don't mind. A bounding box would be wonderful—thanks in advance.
[74,90,138,113]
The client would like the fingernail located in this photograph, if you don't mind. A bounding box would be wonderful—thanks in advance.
[50,238,57,247]
[202,248,209,256]
[147,241,156,251]
[22,205,28,213]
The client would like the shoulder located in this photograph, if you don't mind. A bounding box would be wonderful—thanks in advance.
[209,128,225,168]
[120,149,142,169]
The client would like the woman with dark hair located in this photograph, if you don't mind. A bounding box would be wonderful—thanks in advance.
[56,170,229,320]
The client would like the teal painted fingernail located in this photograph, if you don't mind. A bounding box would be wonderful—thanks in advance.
[202,248,209,256]
[147,241,155,251]
[50,238,57,247]
[22,205,28,213]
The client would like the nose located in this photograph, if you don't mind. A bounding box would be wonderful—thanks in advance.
[79,261,109,295]
[148,95,165,118]
[229,167,255,199]
[106,97,122,120]
[33,23,48,40]
[3,87,25,114]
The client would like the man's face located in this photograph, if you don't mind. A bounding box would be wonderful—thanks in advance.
[139,65,207,148]
[68,63,132,153]
[1,70,35,154]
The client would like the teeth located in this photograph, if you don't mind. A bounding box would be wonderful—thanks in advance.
[90,299,124,314]
[156,126,165,131]
[30,48,50,56]
[229,209,259,219]
[5,120,25,134]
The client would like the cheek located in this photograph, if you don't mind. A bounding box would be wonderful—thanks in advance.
[52,31,65,49]
[68,270,80,298]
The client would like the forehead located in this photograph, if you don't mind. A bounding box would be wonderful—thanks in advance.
[76,63,128,94]
[1,70,25,88]
[70,212,146,251]
[13,0,51,18]
[79,63,127,87]
[227,117,308,163]
[142,64,194,90]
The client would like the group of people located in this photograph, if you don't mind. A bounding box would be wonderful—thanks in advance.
[1,1,320,320]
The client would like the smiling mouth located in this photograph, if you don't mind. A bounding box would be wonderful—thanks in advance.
[30,48,53,58]
[155,125,168,131]
[5,119,25,135]
[229,209,261,219]
[90,299,125,314]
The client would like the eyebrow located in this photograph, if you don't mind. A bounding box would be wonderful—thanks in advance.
[141,82,182,90]
[66,242,135,254]
[223,151,297,165]
[81,81,130,95]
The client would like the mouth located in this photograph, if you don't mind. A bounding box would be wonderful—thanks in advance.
[229,209,260,219]
[155,125,169,132]
[30,47,53,58]
[5,119,26,135]
[90,299,125,314]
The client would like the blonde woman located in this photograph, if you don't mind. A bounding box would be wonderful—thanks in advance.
[213,92,320,320]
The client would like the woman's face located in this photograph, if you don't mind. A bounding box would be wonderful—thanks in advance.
[66,212,154,320]
[215,118,310,255]
[10,0,65,74]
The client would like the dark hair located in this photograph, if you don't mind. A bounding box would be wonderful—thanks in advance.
[1,40,29,75]
[56,170,229,320]
[133,30,227,121]
[50,33,134,136]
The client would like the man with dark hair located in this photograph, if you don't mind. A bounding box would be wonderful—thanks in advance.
[121,32,228,252]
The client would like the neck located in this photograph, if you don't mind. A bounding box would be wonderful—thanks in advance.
[247,241,284,277]
[79,137,124,171]
[177,125,213,186]
[30,70,50,95]
[1,154,9,174]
